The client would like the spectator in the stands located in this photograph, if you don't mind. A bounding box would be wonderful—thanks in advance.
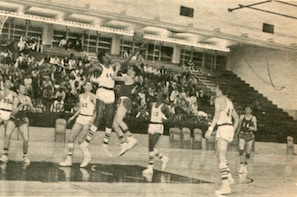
[42,85,54,112]
[59,36,68,49]
[17,36,26,52]
[187,59,194,70]
[42,76,54,92]
[34,98,45,112]
[24,73,33,97]
[197,89,209,108]
[50,96,64,113]
[55,87,66,102]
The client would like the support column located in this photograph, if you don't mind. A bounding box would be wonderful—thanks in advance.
[111,35,121,56]
[172,44,180,64]
[42,23,53,47]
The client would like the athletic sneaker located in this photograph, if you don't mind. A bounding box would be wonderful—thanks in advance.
[23,156,30,164]
[161,156,169,171]
[102,145,113,158]
[238,164,244,174]
[243,165,248,174]
[0,155,8,162]
[80,143,91,159]
[118,142,129,156]
[142,166,153,175]
[215,182,231,195]
[143,173,153,182]
[127,137,137,149]
[59,156,72,167]
[80,155,91,168]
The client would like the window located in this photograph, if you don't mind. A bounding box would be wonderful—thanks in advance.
[263,23,274,34]
[180,6,194,18]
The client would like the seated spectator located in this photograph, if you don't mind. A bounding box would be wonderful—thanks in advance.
[42,85,54,111]
[42,76,54,92]
[55,87,66,102]
[34,98,45,112]
[59,37,68,49]
[24,73,33,97]
[17,36,26,51]
[50,96,64,112]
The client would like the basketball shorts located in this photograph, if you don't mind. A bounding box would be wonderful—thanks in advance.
[0,110,11,121]
[96,88,115,104]
[10,116,29,127]
[148,123,164,135]
[216,125,235,143]
[116,97,132,112]
[239,131,255,142]
[76,114,93,125]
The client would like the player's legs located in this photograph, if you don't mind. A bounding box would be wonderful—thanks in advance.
[215,138,231,195]
[79,124,92,168]
[0,120,16,162]
[83,99,104,144]
[18,123,30,164]
[103,102,114,146]
[238,137,247,174]
[116,98,137,148]
[244,139,254,174]
[101,102,114,158]
[59,122,82,167]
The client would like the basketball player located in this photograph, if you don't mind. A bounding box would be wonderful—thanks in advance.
[112,63,141,156]
[0,83,42,164]
[80,44,146,161]
[142,92,171,175]
[0,78,17,161]
[59,81,96,168]
[0,78,16,126]
[205,84,239,195]
[236,105,257,174]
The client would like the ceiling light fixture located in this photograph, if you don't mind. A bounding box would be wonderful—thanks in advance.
[143,34,230,52]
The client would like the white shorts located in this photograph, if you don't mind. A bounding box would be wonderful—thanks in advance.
[96,88,115,104]
[216,125,234,143]
[0,110,11,121]
[76,115,93,125]
[148,123,164,135]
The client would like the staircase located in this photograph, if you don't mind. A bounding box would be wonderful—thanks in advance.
[192,70,297,143]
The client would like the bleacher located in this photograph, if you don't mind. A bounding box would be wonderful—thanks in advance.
[192,70,297,143]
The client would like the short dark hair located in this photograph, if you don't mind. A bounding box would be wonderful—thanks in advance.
[131,65,141,76]
[245,104,254,110]
[218,83,230,96]
[97,50,109,64]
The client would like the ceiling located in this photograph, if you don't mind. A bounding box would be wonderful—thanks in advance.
[0,0,297,52]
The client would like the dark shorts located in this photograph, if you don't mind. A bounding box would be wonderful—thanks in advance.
[239,131,255,142]
[116,97,132,112]
[10,116,29,128]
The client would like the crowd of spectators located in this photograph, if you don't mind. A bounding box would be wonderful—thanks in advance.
[0,38,213,126]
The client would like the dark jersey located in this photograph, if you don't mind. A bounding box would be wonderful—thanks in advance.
[117,83,135,99]
[14,96,30,119]
[241,115,255,133]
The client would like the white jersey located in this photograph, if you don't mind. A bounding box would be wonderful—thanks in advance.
[79,94,95,116]
[95,64,115,89]
[0,91,14,121]
[0,91,13,111]
[217,97,234,126]
[150,103,166,124]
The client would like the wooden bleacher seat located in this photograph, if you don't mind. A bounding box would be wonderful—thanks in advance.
[181,127,192,149]
[55,118,67,143]
[193,128,202,150]
[169,127,182,148]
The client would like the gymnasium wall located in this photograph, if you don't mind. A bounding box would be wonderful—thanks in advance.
[227,45,297,112]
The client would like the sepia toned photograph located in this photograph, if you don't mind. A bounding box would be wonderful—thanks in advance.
[0,0,296,196]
